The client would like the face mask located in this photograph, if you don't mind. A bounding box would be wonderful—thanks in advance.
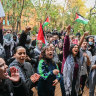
[13,39,17,42]
[25,44,31,49]
[81,48,86,52]
[89,42,93,45]
[4,34,11,41]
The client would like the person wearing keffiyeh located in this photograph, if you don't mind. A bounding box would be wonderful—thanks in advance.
[62,25,89,96]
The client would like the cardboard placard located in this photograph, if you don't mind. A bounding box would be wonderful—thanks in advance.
[0,1,5,17]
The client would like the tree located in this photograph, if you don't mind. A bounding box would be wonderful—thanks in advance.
[1,0,34,32]
[1,0,91,34]
[62,0,88,34]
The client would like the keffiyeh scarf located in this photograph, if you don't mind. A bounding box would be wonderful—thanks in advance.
[63,54,82,96]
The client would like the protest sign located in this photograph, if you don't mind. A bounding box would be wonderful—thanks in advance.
[0,1,5,17]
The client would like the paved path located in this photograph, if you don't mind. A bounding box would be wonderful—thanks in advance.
[32,83,89,96]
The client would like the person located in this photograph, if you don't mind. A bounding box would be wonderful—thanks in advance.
[76,30,81,39]
[52,35,59,47]
[11,34,19,55]
[3,29,13,60]
[62,25,89,96]
[0,43,5,59]
[89,55,96,96]
[80,39,92,95]
[34,40,43,56]
[37,46,60,96]
[33,40,43,72]
[88,37,96,56]
[18,26,37,73]
[56,41,63,62]
[0,57,27,96]
[0,18,3,45]
[49,43,59,64]
[56,41,63,71]
[18,26,33,57]
[18,26,31,48]
[9,46,40,96]
[0,19,15,61]
[0,19,6,59]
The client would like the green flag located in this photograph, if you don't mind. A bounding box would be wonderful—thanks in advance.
[75,13,89,24]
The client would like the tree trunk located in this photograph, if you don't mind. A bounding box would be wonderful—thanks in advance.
[5,14,7,26]
[12,4,16,32]
[16,0,24,32]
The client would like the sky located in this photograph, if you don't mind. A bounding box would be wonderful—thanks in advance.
[85,0,95,8]
[31,0,96,8]
[55,0,95,8]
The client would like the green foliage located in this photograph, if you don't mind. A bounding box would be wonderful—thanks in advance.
[89,15,96,35]
[31,26,38,35]
[1,0,96,35]
[1,0,34,31]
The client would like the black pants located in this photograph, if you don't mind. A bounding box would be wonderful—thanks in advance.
[38,80,55,96]
[70,78,77,96]
[60,74,66,96]
[63,77,77,96]
[80,75,87,93]
[4,45,11,62]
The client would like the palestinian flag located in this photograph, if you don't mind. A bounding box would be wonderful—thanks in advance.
[75,13,89,24]
[37,23,45,44]
[37,23,48,47]
[43,17,49,28]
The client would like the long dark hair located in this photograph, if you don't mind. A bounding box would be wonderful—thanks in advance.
[14,46,26,54]
[69,44,80,58]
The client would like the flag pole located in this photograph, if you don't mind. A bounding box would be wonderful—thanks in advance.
[83,24,86,32]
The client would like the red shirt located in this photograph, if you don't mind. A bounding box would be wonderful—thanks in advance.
[73,63,79,79]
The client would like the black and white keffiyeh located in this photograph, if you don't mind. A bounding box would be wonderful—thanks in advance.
[63,54,82,96]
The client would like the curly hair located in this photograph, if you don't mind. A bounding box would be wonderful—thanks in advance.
[39,46,55,65]
[39,46,54,60]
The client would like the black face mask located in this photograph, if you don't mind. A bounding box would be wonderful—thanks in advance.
[13,39,17,42]
[89,44,94,47]
[81,48,86,52]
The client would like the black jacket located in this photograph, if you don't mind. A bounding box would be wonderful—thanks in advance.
[0,29,3,45]
[88,45,96,56]
[9,60,36,96]
[0,78,28,96]
[18,31,27,47]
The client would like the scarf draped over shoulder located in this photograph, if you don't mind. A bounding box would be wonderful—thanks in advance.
[63,54,82,95]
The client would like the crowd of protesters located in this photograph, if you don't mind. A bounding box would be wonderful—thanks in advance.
[0,18,96,96]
